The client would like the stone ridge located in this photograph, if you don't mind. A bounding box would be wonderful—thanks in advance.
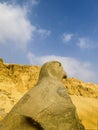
[63,78,98,98]
[0,60,98,98]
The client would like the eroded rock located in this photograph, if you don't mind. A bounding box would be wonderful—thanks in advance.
[0,61,85,130]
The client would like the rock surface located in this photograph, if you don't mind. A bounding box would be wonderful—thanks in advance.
[0,61,40,118]
[0,61,84,130]
[0,59,98,129]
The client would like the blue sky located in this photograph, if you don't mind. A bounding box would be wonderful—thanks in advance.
[0,0,98,83]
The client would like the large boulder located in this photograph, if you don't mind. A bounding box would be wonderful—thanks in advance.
[0,61,85,130]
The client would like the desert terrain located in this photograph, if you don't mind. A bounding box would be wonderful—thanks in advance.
[0,59,98,130]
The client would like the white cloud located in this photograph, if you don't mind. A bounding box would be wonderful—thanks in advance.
[77,37,98,49]
[62,33,73,43]
[77,38,92,49]
[27,52,96,82]
[0,2,51,49]
[61,33,98,49]
[37,29,51,38]
[27,52,40,65]
[0,3,36,49]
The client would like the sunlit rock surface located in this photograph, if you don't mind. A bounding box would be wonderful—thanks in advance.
[0,59,98,129]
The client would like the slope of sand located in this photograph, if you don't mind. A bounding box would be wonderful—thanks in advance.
[71,96,98,129]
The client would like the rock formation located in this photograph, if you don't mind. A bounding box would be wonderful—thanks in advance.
[0,61,40,119]
[0,59,3,64]
[0,61,85,130]
[0,59,98,129]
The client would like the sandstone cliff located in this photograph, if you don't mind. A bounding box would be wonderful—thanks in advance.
[0,59,98,129]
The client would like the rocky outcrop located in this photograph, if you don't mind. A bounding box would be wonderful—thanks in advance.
[0,61,40,120]
[0,59,98,129]
[63,78,98,98]
[0,61,85,130]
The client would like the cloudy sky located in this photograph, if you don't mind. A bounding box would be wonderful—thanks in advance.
[0,0,98,83]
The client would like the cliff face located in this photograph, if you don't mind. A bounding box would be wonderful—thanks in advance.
[0,60,40,119]
[63,78,98,98]
[0,59,98,129]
